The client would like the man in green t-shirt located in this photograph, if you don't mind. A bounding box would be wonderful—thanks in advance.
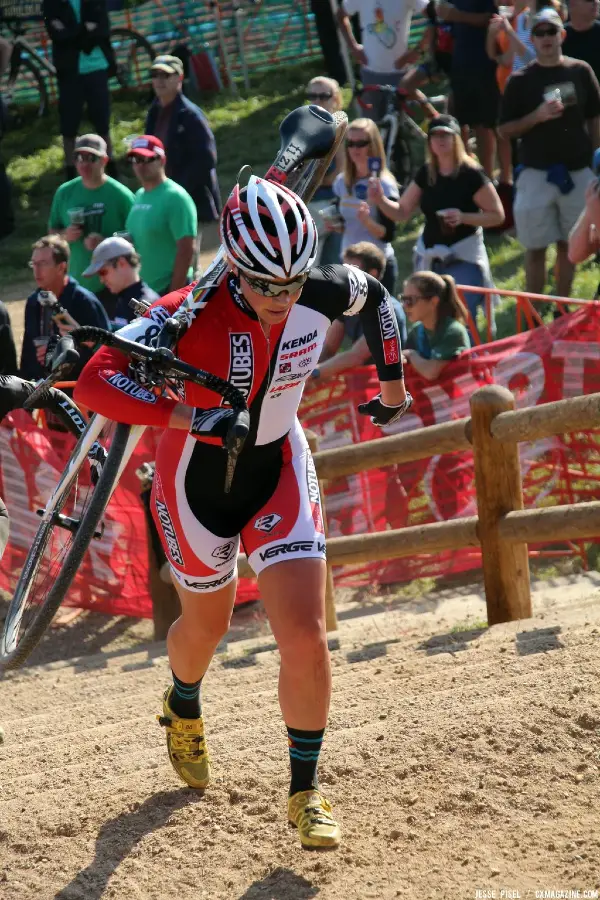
[125,135,197,295]
[48,134,135,295]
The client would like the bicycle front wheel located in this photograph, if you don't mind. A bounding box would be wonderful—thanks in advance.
[110,27,155,90]
[4,54,49,118]
[0,422,131,672]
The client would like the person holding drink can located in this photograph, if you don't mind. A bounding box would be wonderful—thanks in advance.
[331,118,400,292]
[48,135,135,295]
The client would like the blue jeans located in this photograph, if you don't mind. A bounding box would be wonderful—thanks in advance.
[433,259,496,344]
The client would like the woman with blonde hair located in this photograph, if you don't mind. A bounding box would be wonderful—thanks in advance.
[368,114,504,341]
[305,76,345,266]
[401,270,471,381]
[328,117,400,292]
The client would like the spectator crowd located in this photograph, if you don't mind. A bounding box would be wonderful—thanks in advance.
[0,0,600,386]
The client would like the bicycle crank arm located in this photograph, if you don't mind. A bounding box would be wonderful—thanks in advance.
[36,509,105,540]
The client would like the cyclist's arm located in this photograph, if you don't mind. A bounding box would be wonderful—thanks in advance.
[74,289,191,427]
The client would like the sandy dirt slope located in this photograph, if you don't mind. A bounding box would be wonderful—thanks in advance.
[1,574,600,900]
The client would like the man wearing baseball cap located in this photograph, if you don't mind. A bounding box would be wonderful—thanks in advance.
[125,135,197,295]
[83,235,159,329]
[145,54,221,233]
[499,6,600,302]
[48,134,135,294]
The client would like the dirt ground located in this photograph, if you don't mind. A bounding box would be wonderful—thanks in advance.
[1,571,600,900]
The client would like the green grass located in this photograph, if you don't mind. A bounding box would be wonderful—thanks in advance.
[4,59,600,318]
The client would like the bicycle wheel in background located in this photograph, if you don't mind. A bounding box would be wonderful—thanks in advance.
[110,27,155,90]
[0,422,131,672]
[3,53,49,118]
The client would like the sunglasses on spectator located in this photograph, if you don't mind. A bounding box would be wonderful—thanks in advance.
[243,272,309,297]
[346,139,370,149]
[400,294,429,309]
[129,156,157,165]
[74,152,101,164]
[307,91,333,101]
[532,26,559,36]
[150,70,177,80]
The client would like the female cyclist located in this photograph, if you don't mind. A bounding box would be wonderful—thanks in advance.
[74,175,412,850]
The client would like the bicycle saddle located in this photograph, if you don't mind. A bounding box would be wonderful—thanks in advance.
[271,105,339,177]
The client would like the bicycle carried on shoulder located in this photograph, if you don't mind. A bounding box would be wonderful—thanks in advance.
[0,101,349,672]
[355,82,446,188]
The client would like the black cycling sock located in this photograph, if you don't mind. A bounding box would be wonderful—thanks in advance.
[287,726,325,796]
[170,671,202,719]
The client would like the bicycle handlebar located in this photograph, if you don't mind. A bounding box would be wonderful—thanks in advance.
[27,325,251,493]
[354,83,445,119]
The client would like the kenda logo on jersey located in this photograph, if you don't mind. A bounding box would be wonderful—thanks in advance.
[377,301,400,366]
[106,373,157,403]
[281,330,317,352]
[154,478,184,566]
[226,333,254,400]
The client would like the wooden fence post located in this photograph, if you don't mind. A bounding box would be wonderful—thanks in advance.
[470,385,532,625]
[305,429,338,633]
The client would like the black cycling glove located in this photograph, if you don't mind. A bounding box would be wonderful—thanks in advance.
[190,407,237,443]
[357,392,413,427]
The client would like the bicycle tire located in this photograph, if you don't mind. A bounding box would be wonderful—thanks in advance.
[110,27,155,90]
[4,53,49,118]
[392,133,418,190]
[0,422,131,672]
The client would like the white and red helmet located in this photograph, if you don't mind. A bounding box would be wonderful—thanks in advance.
[220,175,318,280]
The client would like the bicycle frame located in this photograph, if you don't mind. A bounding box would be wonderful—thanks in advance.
[36,415,144,535]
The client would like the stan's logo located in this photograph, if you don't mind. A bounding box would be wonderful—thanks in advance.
[211,541,237,566]
[226,333,254,401]
[279,362,292,374]
[154,476,184,566]
[377,301,400,366]
[254,513,283,534]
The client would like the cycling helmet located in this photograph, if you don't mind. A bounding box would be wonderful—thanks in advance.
[220,174,318,280]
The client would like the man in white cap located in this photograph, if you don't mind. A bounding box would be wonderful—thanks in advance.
[83,235,159,329]
[499,6,600,301]
[49,134,135,295]
[145,55,220,239]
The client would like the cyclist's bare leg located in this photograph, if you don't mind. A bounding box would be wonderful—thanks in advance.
[167,576,238,683]
[258,557,330,730]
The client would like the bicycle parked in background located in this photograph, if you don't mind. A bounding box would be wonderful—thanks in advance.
[355,83,447,188]
[0,1,154,120]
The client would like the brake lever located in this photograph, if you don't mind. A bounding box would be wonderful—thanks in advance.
[223,409,250,493]
[23,336,81,410]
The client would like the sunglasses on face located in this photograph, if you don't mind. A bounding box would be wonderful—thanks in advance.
[400,294,428,309]
[74,152,101,164]
[532,26,559,36]
[129,156,156,165]
[243,272,309,297]
[307,91,333,101]
[346,139,370,149]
